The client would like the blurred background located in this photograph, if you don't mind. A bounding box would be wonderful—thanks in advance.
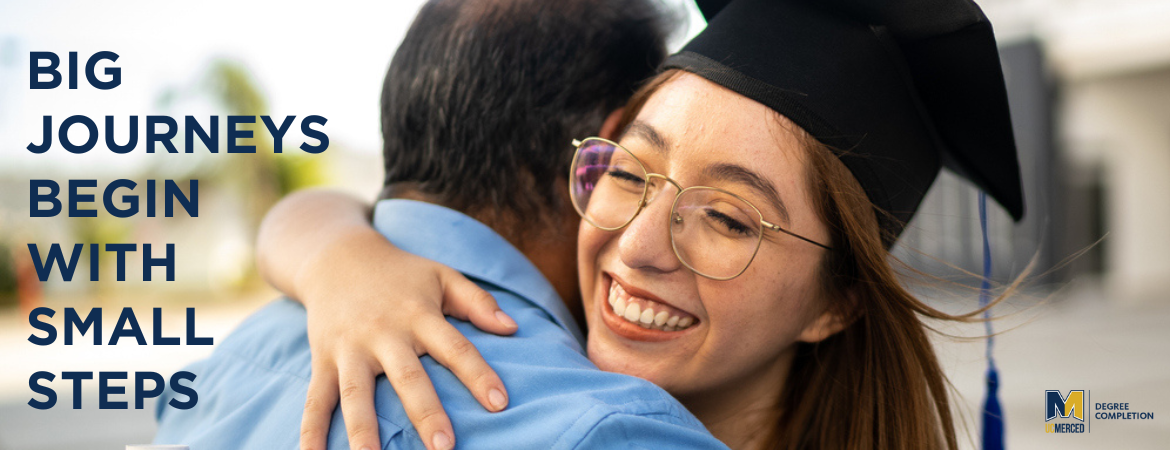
[0,0,1166,448]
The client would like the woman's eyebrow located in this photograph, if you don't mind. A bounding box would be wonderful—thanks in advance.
[624,121,669,152]
[705,163,791,225]
[624,120,791,223]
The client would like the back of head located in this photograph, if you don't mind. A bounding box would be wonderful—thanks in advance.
[381,0,671,232]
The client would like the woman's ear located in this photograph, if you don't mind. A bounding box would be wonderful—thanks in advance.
[797,288,860,343]
[598,108,625,140]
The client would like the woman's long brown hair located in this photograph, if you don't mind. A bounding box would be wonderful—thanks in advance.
[772,135,958,450]
[614,69,1003,450]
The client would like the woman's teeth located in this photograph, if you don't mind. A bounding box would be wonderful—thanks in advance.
[608,282,695,332]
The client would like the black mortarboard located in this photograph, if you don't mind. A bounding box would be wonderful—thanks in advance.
[664,0,1025,241]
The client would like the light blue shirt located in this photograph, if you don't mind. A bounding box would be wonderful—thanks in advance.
[155,199,728,449]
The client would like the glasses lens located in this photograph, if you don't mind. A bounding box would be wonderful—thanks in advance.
[571,139,647,229]
[671,188,764,279]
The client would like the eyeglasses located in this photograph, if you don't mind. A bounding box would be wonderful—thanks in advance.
[569,137,832,280]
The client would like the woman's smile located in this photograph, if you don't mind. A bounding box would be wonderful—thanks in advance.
[599,272,701,342]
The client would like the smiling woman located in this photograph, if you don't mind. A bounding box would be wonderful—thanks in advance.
[245,0,1027,448]
[578,69,959,448]
[578,69,838,398]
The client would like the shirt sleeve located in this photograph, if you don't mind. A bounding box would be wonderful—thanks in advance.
[571,412,731,450]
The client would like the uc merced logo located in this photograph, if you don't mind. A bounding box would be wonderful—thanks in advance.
[1045,389,1156,435]
[1045,390,1086,433]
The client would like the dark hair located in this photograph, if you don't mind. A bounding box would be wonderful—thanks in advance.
[380,0,671,233]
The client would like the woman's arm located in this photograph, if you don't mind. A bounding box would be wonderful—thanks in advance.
[254,189,518,450]
[256,189,376,301]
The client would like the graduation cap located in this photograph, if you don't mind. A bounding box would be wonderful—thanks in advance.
[664,0,1025,241]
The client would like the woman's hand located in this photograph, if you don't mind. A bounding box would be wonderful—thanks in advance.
[255,190,518,450]
[298,237,517,450]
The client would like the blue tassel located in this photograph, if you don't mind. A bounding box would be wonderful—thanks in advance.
[978,192,1005,450]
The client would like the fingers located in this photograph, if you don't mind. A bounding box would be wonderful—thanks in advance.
[300,361,340,450]
[415,316,509,413]
[382,347,455,450]
[439,268,517,336]
[337,360,383,450]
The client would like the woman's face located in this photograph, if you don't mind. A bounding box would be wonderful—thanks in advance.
[578,73,837,398]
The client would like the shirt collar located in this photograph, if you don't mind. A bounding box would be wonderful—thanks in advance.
[372,199,584,344]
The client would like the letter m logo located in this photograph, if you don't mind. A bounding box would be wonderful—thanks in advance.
[1045,390,1084,422]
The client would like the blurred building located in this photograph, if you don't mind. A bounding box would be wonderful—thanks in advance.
[896,0,1170,305]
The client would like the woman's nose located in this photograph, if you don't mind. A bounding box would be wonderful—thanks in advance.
[617,179,683,275]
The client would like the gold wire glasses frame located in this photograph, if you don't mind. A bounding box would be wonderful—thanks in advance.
[569,137,833,281]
